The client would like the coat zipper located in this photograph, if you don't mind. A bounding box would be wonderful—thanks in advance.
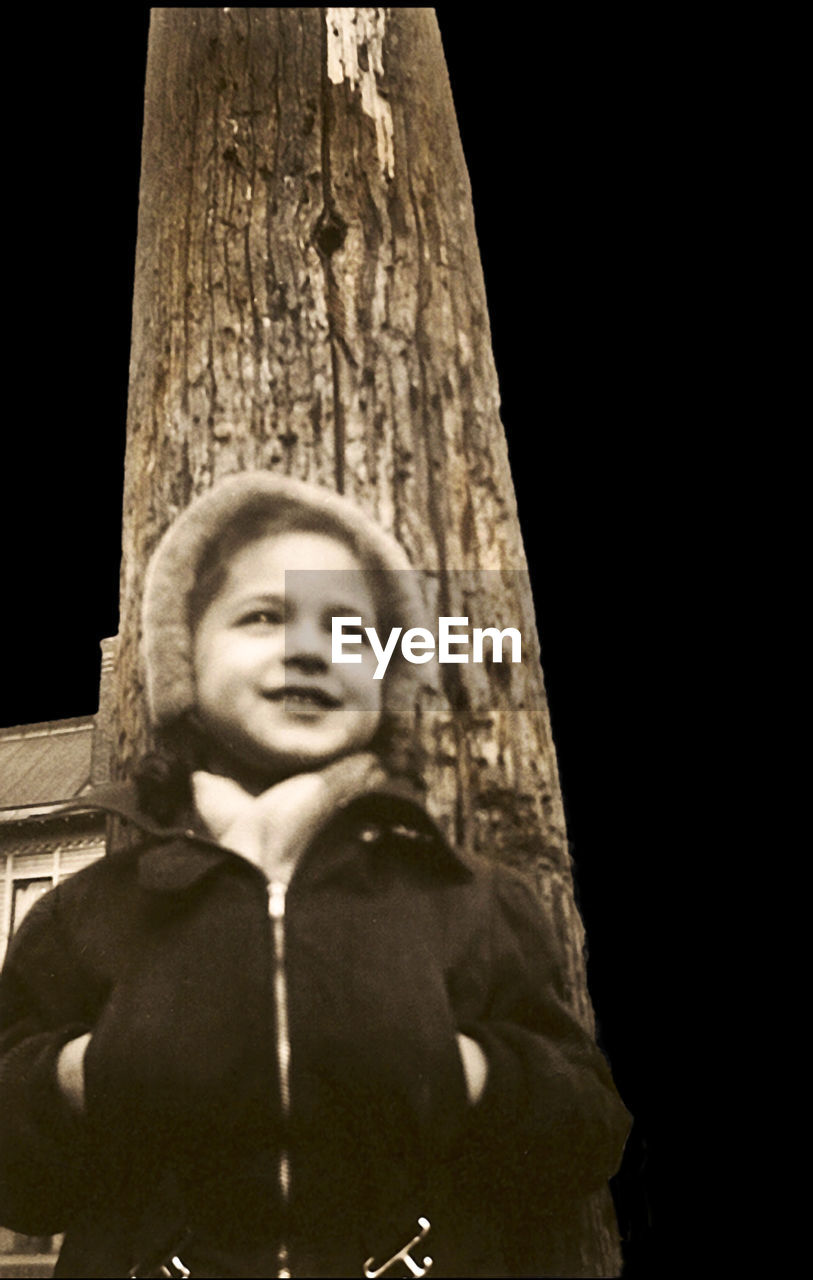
[268,879,292,1279]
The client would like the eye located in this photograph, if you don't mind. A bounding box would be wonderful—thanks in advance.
[321,610,376,646]
[238,606,284,628]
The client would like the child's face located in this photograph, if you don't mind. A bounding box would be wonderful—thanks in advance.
[193,530,383,784]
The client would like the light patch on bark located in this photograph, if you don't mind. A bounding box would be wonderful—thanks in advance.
[326,8,395,179]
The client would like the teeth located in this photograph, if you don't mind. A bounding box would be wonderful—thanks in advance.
[264,688,338,708]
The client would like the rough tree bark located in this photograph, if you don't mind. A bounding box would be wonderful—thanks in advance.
[114,9,621,1274]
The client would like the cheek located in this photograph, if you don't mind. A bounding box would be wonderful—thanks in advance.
[359,678,383,725]
[338,663,382,722]
[193,641,249,710]
[357,647,383,684]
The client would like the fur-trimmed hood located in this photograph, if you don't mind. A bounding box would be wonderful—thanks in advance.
[140,471,431,732]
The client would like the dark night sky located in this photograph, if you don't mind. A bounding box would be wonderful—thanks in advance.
[1,9,699,1273]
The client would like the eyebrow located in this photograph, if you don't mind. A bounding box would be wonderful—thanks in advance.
[228,591,374,617]
[320,600,376,618]
[230,592,285,611]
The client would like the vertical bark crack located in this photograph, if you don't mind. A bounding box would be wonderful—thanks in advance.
[402,142,474,852]
[318,6,346,494]
[181,88,200,417]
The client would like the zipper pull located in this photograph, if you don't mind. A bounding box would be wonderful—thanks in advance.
[364,1218,433,1278]
[268,879,286,919]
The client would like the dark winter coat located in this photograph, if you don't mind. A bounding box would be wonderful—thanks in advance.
[0,781,630,1278]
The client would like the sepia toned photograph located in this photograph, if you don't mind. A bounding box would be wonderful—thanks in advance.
[0,9,670,1278]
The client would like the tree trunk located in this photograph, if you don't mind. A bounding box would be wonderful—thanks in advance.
[115,9,621,1273]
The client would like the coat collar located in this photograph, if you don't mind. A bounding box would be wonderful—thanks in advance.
[57,778,473,893]
[56,781,233,891]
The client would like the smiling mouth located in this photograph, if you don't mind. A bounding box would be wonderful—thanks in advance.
[264,686,341,709]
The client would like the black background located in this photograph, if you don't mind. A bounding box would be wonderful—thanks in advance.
[1,8,695,1274]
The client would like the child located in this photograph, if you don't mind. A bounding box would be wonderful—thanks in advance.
[0,472,629,1278]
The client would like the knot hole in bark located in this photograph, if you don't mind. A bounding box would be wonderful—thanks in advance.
[314,206,348,257]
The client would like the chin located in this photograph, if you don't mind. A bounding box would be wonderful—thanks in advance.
[235,720,378,782]
[277,725,369,761]
[252,740,346,777]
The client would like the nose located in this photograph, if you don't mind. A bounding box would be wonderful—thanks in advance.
[283,617,330,675]
[285,651,329,676]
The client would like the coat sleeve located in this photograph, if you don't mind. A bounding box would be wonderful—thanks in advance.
[0,886,94,1234]
[451,865,631,1253]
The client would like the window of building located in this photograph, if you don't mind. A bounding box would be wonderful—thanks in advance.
[9,877,53,936]
[1,842,104,966]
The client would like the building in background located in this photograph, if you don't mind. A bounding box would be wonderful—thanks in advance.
[0,641,115,1277]
[0,716,106,966]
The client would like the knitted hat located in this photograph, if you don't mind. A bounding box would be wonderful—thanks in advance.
[141,471,430,731]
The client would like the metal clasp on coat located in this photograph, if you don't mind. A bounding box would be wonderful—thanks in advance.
[363,1217,433,1278]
